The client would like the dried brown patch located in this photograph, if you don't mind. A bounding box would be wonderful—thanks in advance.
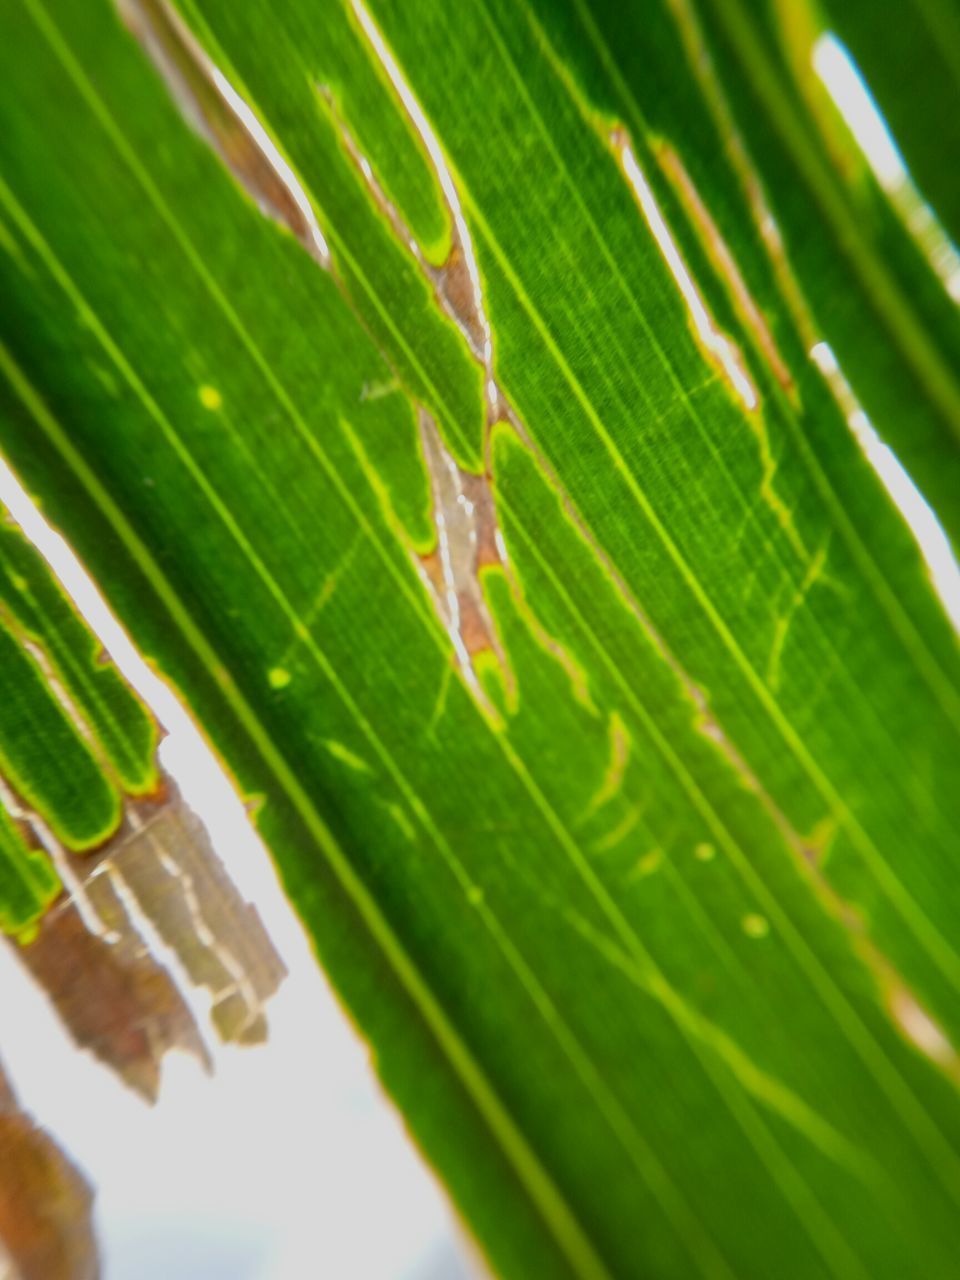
[0,1063,99,1280]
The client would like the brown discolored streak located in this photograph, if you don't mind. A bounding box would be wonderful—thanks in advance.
[436,244,489,365]
[80,778,287,1047]
[117,0,329,264]
[416,408,507,679]
[654,141,795,397]
[15,892,208,1102]
[10,771,286,1097]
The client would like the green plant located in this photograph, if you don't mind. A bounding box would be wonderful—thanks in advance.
[2,0,959,1276]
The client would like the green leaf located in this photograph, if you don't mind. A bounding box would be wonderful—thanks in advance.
[0,492,158,881]
[1,0,959,1276]
[0,614,120,847]
[0,519,158,797]
[0,803,59,940]
[0,505,158,933]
